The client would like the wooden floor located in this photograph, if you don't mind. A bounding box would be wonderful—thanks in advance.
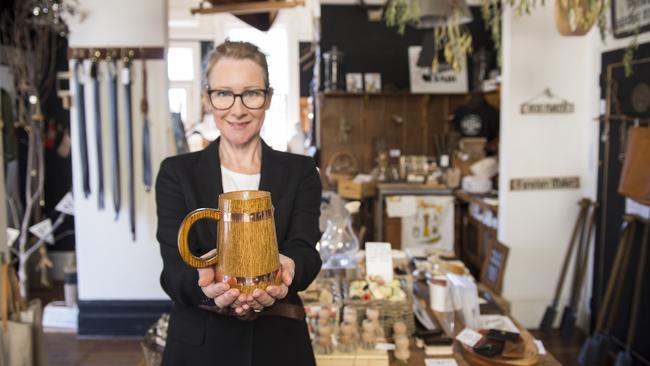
[43,329,584,366]
[37,282,585,365]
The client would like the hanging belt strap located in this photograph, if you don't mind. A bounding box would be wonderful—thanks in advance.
[90,55,105,209]
[74,60,91,198]
[624,222,649,352]
[140,51,152,192]
[122,56,136,241]
[107,59,121,218]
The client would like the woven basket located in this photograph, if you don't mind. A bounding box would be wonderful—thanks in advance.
[342,275,415,339]
[141,340,163,366]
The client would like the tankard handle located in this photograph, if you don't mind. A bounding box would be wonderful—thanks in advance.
[177,208,221,268]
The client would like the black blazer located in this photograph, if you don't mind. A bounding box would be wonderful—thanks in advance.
[155,138,322,366]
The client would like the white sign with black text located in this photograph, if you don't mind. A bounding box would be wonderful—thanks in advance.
[408,46,468,94]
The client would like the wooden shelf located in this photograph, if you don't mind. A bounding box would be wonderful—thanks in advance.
[190,0,304,15]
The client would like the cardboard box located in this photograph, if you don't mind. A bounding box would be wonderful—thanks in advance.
[338,180,377,200]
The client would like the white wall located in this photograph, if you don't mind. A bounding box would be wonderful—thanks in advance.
[68,0,169,300]
[499,2,601,327]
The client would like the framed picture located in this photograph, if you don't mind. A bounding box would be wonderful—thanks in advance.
[408,46,468,94]
[364,73,382,93]
[346,73,363,93]
[480,239,509,295]
[611,0,650,38]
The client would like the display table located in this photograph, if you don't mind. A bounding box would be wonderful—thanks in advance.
[385,282,561,366]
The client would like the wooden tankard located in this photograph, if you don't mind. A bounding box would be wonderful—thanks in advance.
[177,190,282,294]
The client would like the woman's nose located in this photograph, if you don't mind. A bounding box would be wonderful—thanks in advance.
[229,95,247,117]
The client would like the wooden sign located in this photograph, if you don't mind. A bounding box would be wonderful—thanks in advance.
[509,176,580,191]
[520,101,574,114]
[480,239,510,295]
[520,88,575,114]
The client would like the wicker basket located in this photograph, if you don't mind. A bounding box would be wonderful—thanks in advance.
[342,275,415,339]
[141,340,163,366]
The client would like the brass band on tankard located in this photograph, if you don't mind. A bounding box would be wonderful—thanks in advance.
[177,190,282,294]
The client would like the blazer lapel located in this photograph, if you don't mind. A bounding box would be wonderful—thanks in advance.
[259,139,286,207]
[192,138,221,242]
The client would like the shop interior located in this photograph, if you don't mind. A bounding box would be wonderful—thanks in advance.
[0,0,649,365]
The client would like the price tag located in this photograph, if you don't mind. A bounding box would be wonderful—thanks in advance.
[455,328,483,348]
[6,228,19,246]
[29,219,55,244]
[425,359,458,366]
[365,242,393,282]
[375,343,395,351]
[55,192,74,215]
[534,339,547,355]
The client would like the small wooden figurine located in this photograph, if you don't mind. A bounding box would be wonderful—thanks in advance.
[313,308,334,354]
[393,321,411,363]
[361,319,378,349]
[365,308,385,341]
[337,321,358,352]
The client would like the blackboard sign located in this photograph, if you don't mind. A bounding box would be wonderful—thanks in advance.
[480,240,510,295]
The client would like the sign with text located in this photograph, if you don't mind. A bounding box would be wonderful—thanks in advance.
[510,176,580,191]
[365,242,394,282]
[408,46,468,94]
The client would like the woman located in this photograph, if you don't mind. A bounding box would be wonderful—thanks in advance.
[155,41,322,366]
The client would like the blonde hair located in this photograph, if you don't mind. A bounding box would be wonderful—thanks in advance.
[202,40,270,89]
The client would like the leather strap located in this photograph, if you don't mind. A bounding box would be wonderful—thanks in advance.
[74,60,91,198]
[199,300,305,322]
[122,58,136,240]
[107,60,121,218]
[259,301,306,321]
[625,222,649,351]
[90,58,105,209]
[140,52,152,192]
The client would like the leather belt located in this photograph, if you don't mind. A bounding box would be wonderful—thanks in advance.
[140,53,152,192]
[107,59,121,218]
[73,60,91,198]
[122,57,136,240]
[199,300,306,322]
[90,57,105,209]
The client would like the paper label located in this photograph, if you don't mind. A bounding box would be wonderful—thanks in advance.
[375,342,396,351]
[29,219,55,244]
[425,359,458,366]
[455,328,483,348]
[479,315,519,333]
[365,242,394,282]
[6,228,19,246]
[55,192,75,215]
[534,339,547,355]
[386,196,417,218]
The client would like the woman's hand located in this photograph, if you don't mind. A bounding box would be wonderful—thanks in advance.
[245,254,295,312]
[198,266,254,316]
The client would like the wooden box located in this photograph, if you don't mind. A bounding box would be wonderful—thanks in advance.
[338,180,377,200]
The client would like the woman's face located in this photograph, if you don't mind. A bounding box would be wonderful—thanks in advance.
[206,57,271,147]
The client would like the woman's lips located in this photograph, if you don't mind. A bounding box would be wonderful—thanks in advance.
[227,121,251,129]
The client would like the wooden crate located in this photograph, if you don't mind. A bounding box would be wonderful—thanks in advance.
[338,179,377,200]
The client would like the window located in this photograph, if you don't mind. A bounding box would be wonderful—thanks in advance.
[227,27,291,151]
[167,43,201,128]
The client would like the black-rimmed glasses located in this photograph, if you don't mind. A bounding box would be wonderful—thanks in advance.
[206,88,269,110]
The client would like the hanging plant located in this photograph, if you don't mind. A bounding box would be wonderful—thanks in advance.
[432,10,473,72]
[384,0,421,34]
[385,0,640,75]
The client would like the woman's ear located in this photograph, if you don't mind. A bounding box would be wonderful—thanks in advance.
[265,88,274,109]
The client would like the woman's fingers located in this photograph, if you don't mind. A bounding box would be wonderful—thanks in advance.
[264,284,288,301]
[252,289,276,307]
[197,267,215,287]
[214,288,240,308]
